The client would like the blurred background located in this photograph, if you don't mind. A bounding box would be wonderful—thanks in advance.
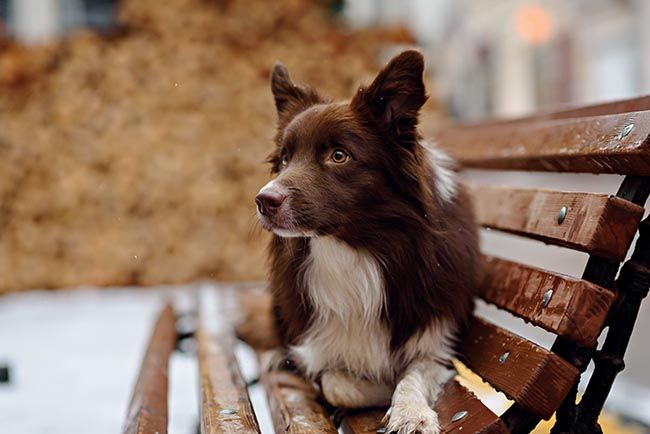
[3,0,650,119]
[1,0,649,433]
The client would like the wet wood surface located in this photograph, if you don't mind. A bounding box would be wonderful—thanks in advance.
[122,303,176,434]
[341,380,509,434]
[261,368,337,434]
[459,317,580,420]
[480,255,615,347]
[432,380,510,434]
[340,409,386,434]
[468,183,644,260]
[439,109,650,174]
[197,326,260,434]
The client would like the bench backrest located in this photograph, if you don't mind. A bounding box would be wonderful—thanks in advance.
[436,95,650,433]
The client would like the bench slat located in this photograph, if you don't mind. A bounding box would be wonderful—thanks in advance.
[459,317,580,420]
[122,304,176,434]
[480,256,615,347]
[439,110,650,174]
[197,326,260,434]
[341,380,509,434]
[262,369,338,434]
[469,183,644,260]
[467,95,650,127]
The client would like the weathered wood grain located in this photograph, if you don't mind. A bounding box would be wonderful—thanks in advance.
[197,326,260,434]
[261,368,337,434]
[340,409,386,434]
[459,317,580,420]
[480,255,615,347]
[122,304,176,434]
[434,380,509,434]
[469,183,644,260]
[438,110,650,174]
[341,380,509,434]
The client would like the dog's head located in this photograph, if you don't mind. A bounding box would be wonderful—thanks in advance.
[256,50,429,240]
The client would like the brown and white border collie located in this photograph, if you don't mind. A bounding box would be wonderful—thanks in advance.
[255,50,480,434]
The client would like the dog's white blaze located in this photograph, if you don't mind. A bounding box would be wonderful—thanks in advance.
[292,236,456,386]
[423,141,457,203]
[258,179,316,238]
[257,178,278,196]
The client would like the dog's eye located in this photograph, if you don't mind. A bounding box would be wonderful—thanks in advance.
[280,149,289,167]
[330,148,350,164]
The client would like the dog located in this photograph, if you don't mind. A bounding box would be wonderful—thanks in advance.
[254,50,480,434]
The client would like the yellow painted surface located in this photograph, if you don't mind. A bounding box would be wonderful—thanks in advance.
[454,361,645,433]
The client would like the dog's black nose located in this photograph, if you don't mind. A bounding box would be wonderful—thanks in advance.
[256,190,286,216]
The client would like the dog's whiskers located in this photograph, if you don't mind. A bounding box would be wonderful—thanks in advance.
[246,213,265,239]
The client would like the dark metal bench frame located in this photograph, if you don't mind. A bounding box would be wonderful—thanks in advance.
[505,175,650,434]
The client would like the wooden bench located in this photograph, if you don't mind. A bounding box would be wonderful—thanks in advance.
[121,95,650,434]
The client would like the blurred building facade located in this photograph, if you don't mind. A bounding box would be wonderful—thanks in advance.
[0,0,113,41]
[2,0,649,120]
[345,0,650,120]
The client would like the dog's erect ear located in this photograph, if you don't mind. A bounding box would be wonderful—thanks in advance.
[271,62,323,119]
[351,50,427,140]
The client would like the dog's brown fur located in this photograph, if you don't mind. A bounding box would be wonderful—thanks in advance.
[258,50,480,355]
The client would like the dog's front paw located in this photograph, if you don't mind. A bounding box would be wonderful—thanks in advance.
[383,402,440,434]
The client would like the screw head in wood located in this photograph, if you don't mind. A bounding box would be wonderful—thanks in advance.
[542,289,553,307]
[499,351,510,364]
[557,206,567,224]
[619,123,634,139]
[219,408,237,415]
[451,410,468,422]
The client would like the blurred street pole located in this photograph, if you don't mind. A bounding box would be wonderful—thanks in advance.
[493,35,535,117]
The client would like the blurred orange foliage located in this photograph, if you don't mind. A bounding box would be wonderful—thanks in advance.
[0,0,417,292]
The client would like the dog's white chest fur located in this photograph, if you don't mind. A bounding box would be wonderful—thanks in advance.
[291,236,393,381]
[291,236,455,383]
[291,237,456,383]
